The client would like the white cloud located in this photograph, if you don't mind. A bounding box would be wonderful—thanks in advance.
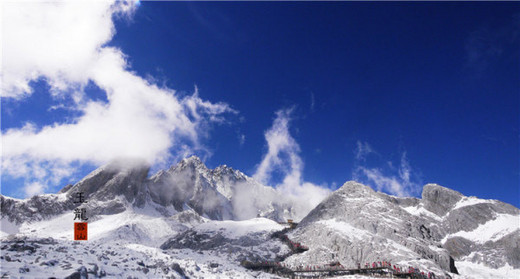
[1,0,236,196]
[254,108,331,220]
[24,182,46,197]
[253,109,299,184]
[353,148,421,197]
[1,0,135,97]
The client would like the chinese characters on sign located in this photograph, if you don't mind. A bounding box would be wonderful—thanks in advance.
[73,208,88,221]
[74,222,88,241]
[73,192,88,240]
[73,192,87,204]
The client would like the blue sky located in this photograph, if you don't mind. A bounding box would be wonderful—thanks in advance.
[2,1,519,207]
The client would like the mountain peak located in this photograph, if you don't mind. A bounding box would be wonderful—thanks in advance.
[336,180,375,196]
[172,155,207,171]
[67,160,150,209]
[183,155,203,164]
[422,183,463,197]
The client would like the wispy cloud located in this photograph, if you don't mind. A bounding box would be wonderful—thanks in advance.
[354,140,375,162]
[1,0,236,196]
[253,109,299,185]
[352,142,421,197]
[254,108,331,220]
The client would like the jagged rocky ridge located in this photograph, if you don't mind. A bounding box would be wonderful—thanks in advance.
[1,157,519,278]
[1,156,296,225]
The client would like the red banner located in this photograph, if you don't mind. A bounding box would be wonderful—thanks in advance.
[74,222,88,240]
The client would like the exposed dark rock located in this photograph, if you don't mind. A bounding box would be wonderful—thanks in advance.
[444,237,474,259]
[41,260,59,266]
[64,266,88,279]
[171,263,188,278]
[449,256,459,274]
[422,184,463,216]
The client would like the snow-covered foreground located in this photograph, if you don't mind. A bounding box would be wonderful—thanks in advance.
[0,213,289,278]
[1,236,272,278]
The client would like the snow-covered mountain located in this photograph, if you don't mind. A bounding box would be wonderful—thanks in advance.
[146,156,296,221]
[284,181,519,279]
[1,157,519,278]
[1,156,296,226]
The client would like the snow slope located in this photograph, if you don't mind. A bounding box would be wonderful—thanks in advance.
[442,214,520,244]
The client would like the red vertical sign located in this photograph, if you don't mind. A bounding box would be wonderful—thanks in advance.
[74,222,88,240]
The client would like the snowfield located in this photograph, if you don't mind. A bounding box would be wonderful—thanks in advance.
[442,213,520,244]
[452,196,496,211]
[0,215,288,278]
[195,218,284,239]
[455,261,520,279]
[403,205,443,221]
